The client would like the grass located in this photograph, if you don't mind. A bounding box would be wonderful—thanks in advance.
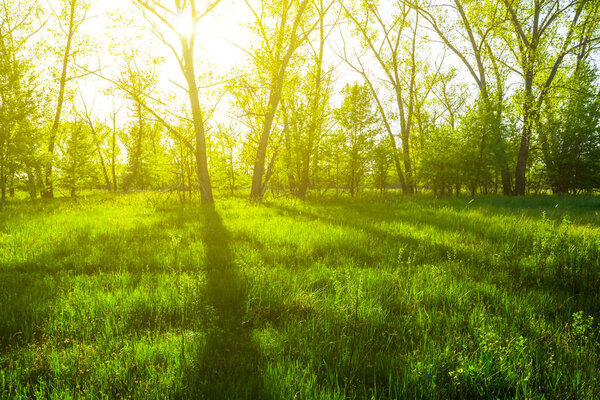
[1,191,599,399]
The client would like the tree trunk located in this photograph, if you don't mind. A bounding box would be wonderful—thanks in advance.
[0,149,6,201]
[400,128,413,194]
[514,71,534,196]
[88,120,111,190]
[500,165,512,195]
[111,118,118,192]
[43,0,77,199]
[181,40,213,204]
[250,59,290,202]
[363,75,407,193]
[250,0,310,202]
[297,3,327,201]
[132,102,144,188]
[1,164,5,201]
[514,115,532,196]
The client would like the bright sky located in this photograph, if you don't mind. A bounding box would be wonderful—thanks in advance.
[72,0,252,123]
[50,0,453,128]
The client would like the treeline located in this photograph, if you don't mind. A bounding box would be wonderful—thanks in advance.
[1,0,599,204]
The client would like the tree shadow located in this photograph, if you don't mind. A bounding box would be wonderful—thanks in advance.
[0,272,61,353]
[265,202,474,266]
[265,201,600,318]
[182,205,268,399]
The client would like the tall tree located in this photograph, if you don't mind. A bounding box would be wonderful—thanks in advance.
[334,83,377,197]
[294,0,335,200]
[56,121,96,198]
[133,0,221,204]
[412,0,514,195]
[117,58,158,189]
[246,0,316,201]
[501,0,597,195]
[342,0,426,194]
[43,0,90,199]
[0,0,43,200]
[109,103,123,192]
[211,124,241,196]
[541,64,600,193]
[76,93,112,191]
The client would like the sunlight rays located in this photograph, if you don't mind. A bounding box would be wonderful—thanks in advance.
[174,10,196,38]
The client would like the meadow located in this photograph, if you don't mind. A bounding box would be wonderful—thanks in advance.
[0,192,599,399]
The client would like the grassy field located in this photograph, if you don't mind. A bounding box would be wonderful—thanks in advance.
[1,192,599,399]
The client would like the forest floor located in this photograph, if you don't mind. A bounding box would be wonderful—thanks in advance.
[1,192,599,399]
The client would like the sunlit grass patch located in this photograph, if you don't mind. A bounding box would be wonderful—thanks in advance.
[1,192,599,398]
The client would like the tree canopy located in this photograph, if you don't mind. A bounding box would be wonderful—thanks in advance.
[0,0,599,201]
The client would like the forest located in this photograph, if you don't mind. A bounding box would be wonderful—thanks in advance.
[0,0,598,200]
[1,0,600,399]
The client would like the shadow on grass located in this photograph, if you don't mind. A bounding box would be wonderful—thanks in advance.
[3,196,598,398]
[182,205,268,399]
[265,202,600,316]
[0,273,62,353]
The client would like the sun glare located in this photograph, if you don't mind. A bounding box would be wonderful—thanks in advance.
[175,11,195,38]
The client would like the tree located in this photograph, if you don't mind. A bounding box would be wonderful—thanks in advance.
[76,94,112,191]
[292,0,334,200]
[211,124,242,196]
[341,0,422,194]
[420,125,463,196]
[500,0,599,195]
[0,0,44,200]
[43,0,91,199]
[541,64,600,193]
[279,50,335,199]
[116,58,159,190]
[412,0,514,195]
[372,140,392,193]
[109,103,123,192]
[334,83,377,196]
[271,0,336,200]
[246,0,317,201]
[133,0,221,204]
[419,68,470,196]
[56,121,96,197]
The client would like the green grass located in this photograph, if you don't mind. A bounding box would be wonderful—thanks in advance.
[1,192,599,399]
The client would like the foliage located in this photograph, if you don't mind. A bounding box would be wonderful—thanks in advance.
[0,0,45,199]
[56,121,97,197]
[419,125,463,195]
[541,65,600,193]
[333,83,378,196]
[371,140,392,193]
